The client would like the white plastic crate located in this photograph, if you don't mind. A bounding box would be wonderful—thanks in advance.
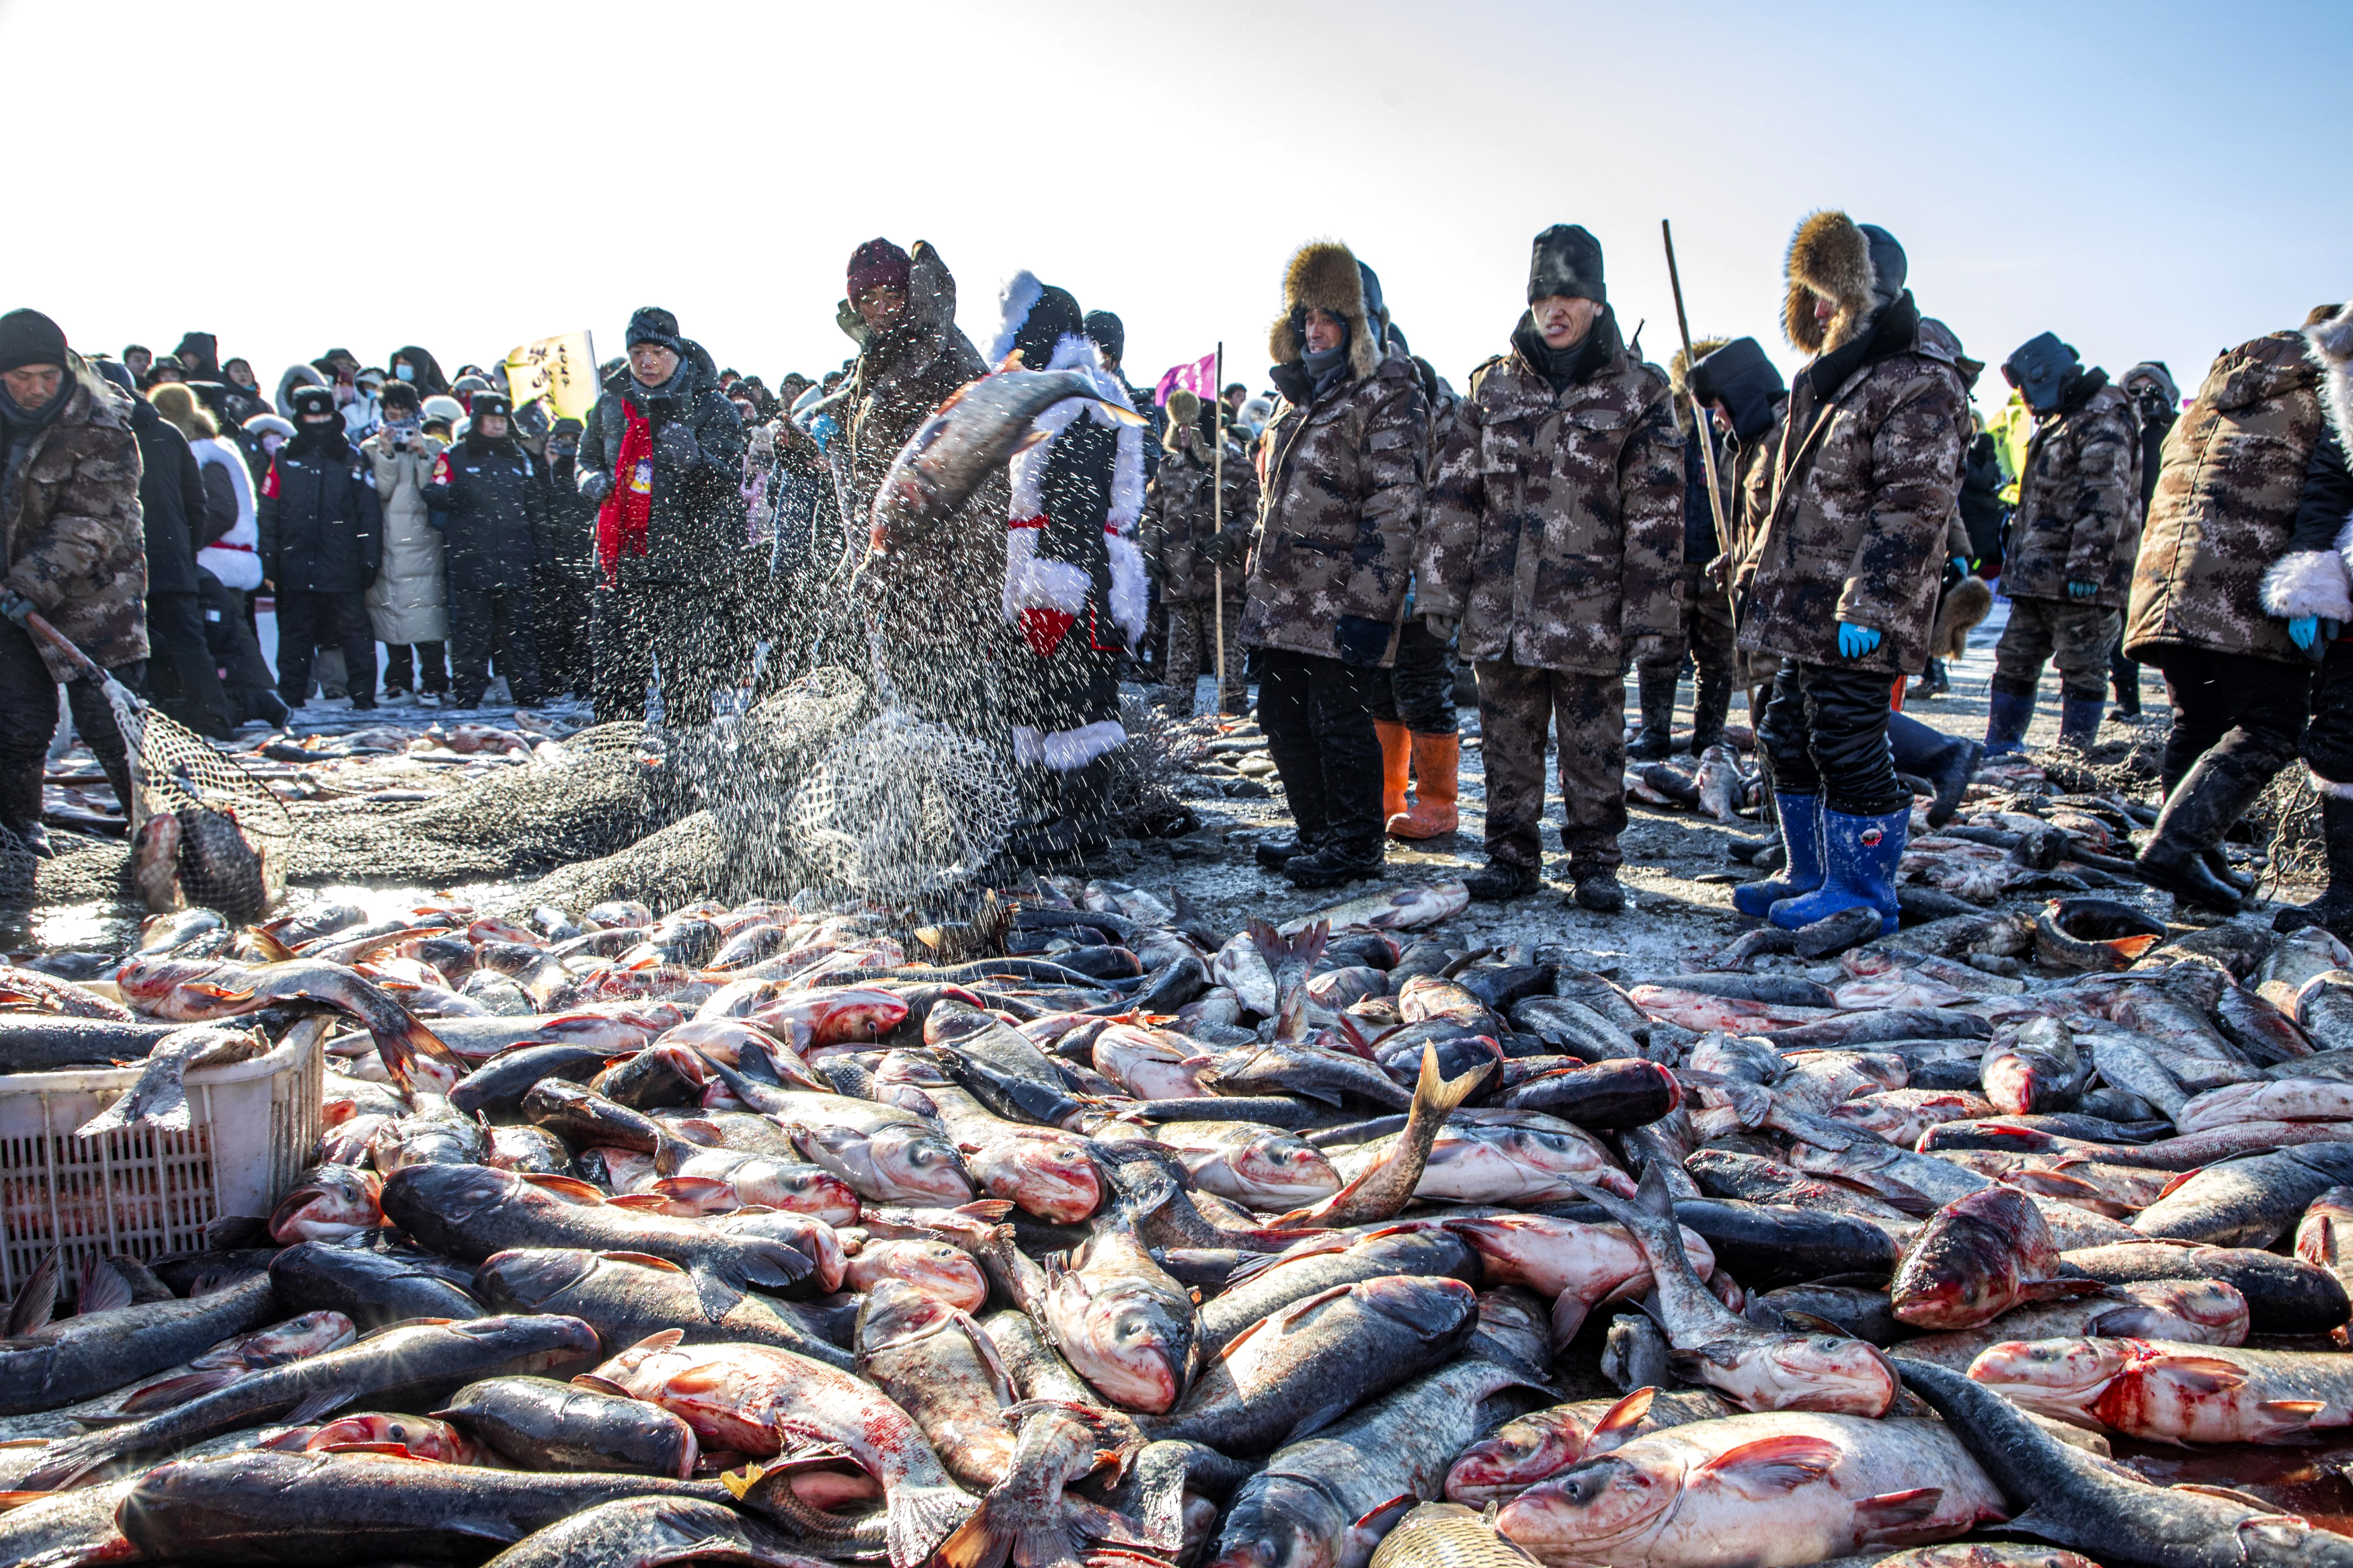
[0,1020,325,1295]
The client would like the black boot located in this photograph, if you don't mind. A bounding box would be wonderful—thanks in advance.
[2137,751,2278,911]
[1255,833,1318,872]
[1688,671,1732,755]
[0,761,49,858]
[95,749,136,822]
[1465,858,1540,901]
[1283,835,1383,889]
[1008,759,1113,866]
[2278,794,2353,936]
[1626,672,1679,761]
[1568,865,1625,913]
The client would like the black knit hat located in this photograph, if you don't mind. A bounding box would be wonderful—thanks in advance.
[0,308,70,374]
[1527,225,1605,306]
[1011,284,1084,372]
[625,306,683,354]
[1082,310,1125,364]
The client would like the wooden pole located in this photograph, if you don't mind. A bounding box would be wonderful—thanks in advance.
[1661,220,1736,635]
[1211,341,1226,719]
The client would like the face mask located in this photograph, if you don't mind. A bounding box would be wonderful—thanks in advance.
[395,364,415,382]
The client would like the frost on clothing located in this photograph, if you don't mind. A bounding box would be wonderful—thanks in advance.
[1,366,150,680]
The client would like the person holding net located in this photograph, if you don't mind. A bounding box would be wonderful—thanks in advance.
[0,308,148,855]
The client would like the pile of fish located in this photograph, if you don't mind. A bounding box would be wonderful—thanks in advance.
[6,873,2353,1568]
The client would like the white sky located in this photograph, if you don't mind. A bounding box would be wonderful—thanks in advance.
[6,0,2347,417]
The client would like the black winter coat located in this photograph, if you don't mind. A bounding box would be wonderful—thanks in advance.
[129,399,210,597]
[257,430,382,593]
[1958,431,2007,571]
[575,345,747,587]
[540,452,600,574]
[423,434,547,591]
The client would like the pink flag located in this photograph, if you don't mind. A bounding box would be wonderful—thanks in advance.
[1153,352,1217,407]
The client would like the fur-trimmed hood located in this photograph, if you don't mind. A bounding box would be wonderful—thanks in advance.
[1267,240,1382,383]
[2308,302,2353,457]
[1668,335,1728,428]
[1783,211,1878,356]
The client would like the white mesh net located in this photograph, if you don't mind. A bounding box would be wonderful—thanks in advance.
[113,683,292,917]
[785,707,1015,904]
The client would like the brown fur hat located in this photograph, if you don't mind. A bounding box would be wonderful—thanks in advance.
[1669,335,1730,429]
[1783,211,1877,356]
[1164,387,1201,454]
[1929,573,1993,661]
[1269,240,1380,383]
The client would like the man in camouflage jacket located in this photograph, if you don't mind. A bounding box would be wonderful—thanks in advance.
[1984,333,2143,753]
[0,308,147,849]
[1732,214,1968,936]
[1243,242,1429,889]
[1417,224,1685,911]
[1144,388,1254,716]
[2124,305,2340,909]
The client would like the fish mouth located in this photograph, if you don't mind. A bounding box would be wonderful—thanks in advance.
[1075,1333,1181,1413]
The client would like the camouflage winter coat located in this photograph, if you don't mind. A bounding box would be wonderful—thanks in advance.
[1739,305,1970,677]
[2001,378,2142,607]
[1144,438,1257,604]
[1724,403,1788,572]
[1417,322,1686,674]
[1240,349,1429,662]
[2126,326,2326,665]
[1,366,149,679]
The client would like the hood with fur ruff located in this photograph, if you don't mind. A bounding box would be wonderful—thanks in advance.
[1267,240,1382,384]
[1783,210,1879,356]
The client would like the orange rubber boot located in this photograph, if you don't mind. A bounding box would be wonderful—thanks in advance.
[1375,719,1411,827]
[1389,730,1460,839]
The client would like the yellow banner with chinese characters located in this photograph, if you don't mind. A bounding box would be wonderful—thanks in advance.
[504,331,598,422]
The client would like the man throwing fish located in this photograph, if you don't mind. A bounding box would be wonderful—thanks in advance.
[1732,214,1970,935]
[1416,224,1685,913]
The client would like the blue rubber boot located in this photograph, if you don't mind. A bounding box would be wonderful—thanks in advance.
[1732,792,1823,917]
[1982,686,2036,756]
[1768,806,1907,936]
[2058,696,2105,748]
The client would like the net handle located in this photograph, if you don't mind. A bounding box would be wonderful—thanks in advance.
[19,607,118,690]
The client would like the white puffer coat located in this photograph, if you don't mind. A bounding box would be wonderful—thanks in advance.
[363,431,450,643]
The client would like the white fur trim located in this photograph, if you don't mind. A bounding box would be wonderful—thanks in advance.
[1004,519,1090,619]
[1107,532,1148,646]
[988,272,1047,366]
[2310,303,2353,459]
[2311,766,2353,800]
[1041,720,1127,772]
[2262,549,2353,620]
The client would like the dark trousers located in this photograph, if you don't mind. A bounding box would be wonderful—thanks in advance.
[450,583,543,706]
[1257,647,1383,848]
[2110,636,2143,713]
[534,566,594,698]
[2304,641,2353,788]
[1757,661,1906,817]
[382,641,448,696]
[142,590,233,737]
[0,619,137,823]
[2149,647,2310,795]
[1369,617,1458,735]
[594,579,740,728]
[199,575,283,727]
[274,589,374,707]
[1475,657,1626,872]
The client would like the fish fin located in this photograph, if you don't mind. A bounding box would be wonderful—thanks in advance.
[4,1252,58,1338]
[1550,1292,1591,1350]
[2259,1401,2326,1432]
[570,1372,635,1397]
[520,1173,608,1203]
[606,1194,674,1211]
[1012,425,1056,454]
[246,927,297,962]
[283,1387,353,1426]
[1094,399,1151,429]
[114,1368,239,1413]
[2111,935,2163,962]
[2176,1483,2277,1508]
[1213,1284,1354,1364]
[958,1200,1016,1221]
[1695,1434,1842,1495]
[188,983,255,1002]
[596,1250,688,1272]
[735,1238,818,1292]
[1349,1495,1417,1536]
[1589,1385,1657,1441]
[888,1478,982,1568]
[627,1327,688,1355]
[1853,1487,1948,1542]
[1777,1311,1855,1339]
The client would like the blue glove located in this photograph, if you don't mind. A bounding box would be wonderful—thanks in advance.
[807,413,840,452]
[2067,579,2098,601]
[2291,616,2322,653]
[0,590,32,626]
[1836,621,1882,660]
[1951,556,1971,575]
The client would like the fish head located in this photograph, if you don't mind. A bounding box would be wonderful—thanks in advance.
[268,1165,384,1243]
[472,1247,598,1311]
[1357,1274,1480,1344]
[1066,1278,1191,1414]
[307,1412,476,1462]
[1229,1133,1341,1204]
[847,1239,987,1313]
[1890,1189,2051,1329]
[2110,1278,2249,1342]
[1497,1452,1677,1557]
[1757,1335,1899,1416]
[1445,1409,1587,1502]
[965,1132,1101,1223]
[1965,1336,2130,1419]
[1207,1478,1342,1568]
[868,1126,978,1204]
[387,1161,520,1229]
[810,988,909,1045]
[248,1310,359,1362]
[733,1161,861,1229]
[112,956,228,1005]
[855,1275,959,1354]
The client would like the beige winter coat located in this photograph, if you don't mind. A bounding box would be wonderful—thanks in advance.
[363,431,449,643]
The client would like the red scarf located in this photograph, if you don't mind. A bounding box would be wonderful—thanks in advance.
[595,399,654,585]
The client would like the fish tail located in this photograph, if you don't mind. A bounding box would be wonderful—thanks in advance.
[1413,1040,1490,1122]
[889,1479,982,1568]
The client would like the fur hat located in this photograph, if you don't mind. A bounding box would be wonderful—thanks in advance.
[150,382,216,442]
[1164,387,1201,454]
[471,392,513,423]
[242,412,294,442]
[288,384,338,421]
[1527,224,1605,307]
[2307,302,2353,458]
[1929,575,1993,661]
[1267,240,1380,383]
[1782,211,1880,355]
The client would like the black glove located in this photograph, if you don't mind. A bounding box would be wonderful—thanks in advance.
[577,469,613,503]
[1334,615,1391,667]
[0,589,34,626]
[655,422,702,470]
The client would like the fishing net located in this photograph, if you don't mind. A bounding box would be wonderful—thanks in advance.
[783,705,1016,904]
[110,679,294,914]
